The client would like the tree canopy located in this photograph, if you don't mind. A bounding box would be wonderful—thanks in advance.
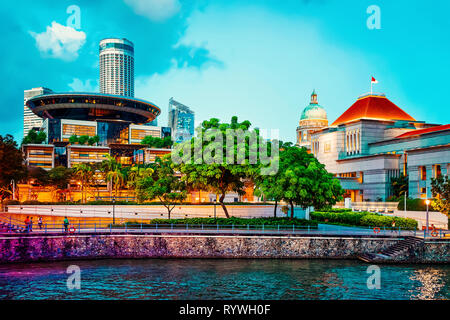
[141,136,173,148]
[431,175,450,217]
[256,145,344,218]
[0,135,27,202]
[22,129,46,145]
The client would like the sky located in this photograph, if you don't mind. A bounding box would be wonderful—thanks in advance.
[1,0,449,143]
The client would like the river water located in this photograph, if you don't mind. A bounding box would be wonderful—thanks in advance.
[0,259,448,300]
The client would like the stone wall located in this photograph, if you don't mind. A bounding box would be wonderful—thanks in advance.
[0,234,401,263]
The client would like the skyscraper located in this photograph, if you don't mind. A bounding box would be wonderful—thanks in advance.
[99,38,134,97]
[168,98,195,143]
[24,87,53,137]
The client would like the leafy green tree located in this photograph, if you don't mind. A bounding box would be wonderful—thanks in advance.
[127,165,154,190]
[136,157,186,217]
[431,175,450,217]
[0,135,27,203]
[259,146,344,218]
[174,116,276,218]
[88,135,100,146]
[69,135,78,144]
[22,129,46,145]
[48,166,73,190]
[78,135,89,145]
[141,136,173,148]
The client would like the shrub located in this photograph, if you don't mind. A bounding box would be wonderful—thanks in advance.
[397,198,430,211]
[149,217,318,227]
[311,210,417,230]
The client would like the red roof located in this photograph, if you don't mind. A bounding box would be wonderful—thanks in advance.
[331,94,415,126]
[396,124,450,139]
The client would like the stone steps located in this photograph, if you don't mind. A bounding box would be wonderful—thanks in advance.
[358,236,424,263]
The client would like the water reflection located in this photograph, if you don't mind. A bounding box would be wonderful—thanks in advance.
[0,259,448,300]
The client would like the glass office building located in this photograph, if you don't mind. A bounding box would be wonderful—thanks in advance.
[168,98,195,143]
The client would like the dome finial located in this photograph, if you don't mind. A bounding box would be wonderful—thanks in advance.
[311,89,318,104]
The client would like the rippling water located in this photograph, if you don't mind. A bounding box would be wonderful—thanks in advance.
[0,259,448,300]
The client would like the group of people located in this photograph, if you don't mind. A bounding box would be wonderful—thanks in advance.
[24,216,43,232]
[24,216,70,233]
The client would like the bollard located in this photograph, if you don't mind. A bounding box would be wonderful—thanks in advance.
[278,224,280,232]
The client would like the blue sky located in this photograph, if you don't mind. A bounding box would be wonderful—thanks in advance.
[1,0,449,143]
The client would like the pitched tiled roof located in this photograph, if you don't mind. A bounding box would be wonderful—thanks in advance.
[331,94,415,126]
[395,124,450,139]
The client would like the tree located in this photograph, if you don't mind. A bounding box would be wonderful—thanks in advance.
[0,135,27,203]
[72,163,93,203]
[69,135,78,144]
[22,129,46,145]
[102,155,125,199]
[431,175,450,217]
[141,136,173,148]
[127,165,154,190]
[136,157,186,218]
[175,116,275,218]
[78,135,89,145]
[259,146,344,218]
[390,175,408,198]
[88,135,100,146]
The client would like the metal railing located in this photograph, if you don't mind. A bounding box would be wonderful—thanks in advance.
[1,220,449,239]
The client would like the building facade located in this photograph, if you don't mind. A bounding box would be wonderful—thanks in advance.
[24,87,53,137]
[168,97,195,143]
[304,92,450,201]
[99,38,134,97]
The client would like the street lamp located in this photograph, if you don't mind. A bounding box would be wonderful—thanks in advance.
[10,180,15,201]
[213,198,217,219]
[425,199,430,238]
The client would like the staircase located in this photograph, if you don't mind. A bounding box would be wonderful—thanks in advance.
[0,221,25,233]
[358,236,424,263]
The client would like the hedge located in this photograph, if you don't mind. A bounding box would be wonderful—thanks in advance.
[397,198,430,211]
[311,211,417,230]
[114,217,318,228]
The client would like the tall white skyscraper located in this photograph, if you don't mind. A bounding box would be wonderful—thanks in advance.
[99,38,134,97]
[24,87,53,137]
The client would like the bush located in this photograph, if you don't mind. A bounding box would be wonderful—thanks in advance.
[4,199,20,205]
[140,217,317,227]
[311,210,417,230]
[397,198,430,211]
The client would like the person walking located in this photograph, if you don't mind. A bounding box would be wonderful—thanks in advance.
[24,216,30,233]
[29,217,33,232]
[63,216,69,233]
[38,217,43,230]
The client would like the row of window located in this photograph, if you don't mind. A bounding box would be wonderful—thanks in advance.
[346,130,361,155]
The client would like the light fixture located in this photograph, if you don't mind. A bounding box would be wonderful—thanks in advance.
[425,199,430,205]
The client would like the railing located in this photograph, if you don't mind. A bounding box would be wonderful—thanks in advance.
[2,220,449,239]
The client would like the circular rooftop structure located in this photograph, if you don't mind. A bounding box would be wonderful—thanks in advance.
[26,93,160,124]
[300,90,328,121]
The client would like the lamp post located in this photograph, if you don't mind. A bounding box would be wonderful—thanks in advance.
[213,198,217,219]
[10,180,15,200]
[112,197,116,225]
[425,199,430,238]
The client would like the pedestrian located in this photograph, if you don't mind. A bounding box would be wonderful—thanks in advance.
[392,220,396,229]
[63,216,69,233]
[29,217,33,232]
[24,216,30,233]
[38,217,43,230]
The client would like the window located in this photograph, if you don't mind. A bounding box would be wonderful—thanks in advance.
[419,166,427,180]
[324,141,331,153]
[433,164,441,178]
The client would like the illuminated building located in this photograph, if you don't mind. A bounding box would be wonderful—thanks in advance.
[309,92,450,201]
[296,90,328,149]
[23,87,53,137]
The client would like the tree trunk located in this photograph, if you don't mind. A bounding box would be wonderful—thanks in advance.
[219,193,230,218]
[290,201,294,219]
[273,200,278,218]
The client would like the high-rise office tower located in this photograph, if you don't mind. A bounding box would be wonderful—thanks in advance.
[168,98,195,143]
[99,38,134,97]
[24,87,53,137]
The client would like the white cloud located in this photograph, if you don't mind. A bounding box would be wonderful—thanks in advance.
[29,22,86,61]
[124,0,181,21]
[68,78,98,92]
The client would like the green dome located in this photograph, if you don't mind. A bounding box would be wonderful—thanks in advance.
[300,103,327,120]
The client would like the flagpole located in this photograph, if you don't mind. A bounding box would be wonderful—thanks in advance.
[370,81,373,95]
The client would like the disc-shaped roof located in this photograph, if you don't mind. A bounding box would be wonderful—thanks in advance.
[331,94,415,126]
